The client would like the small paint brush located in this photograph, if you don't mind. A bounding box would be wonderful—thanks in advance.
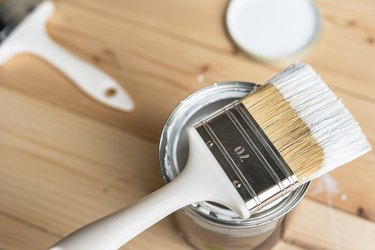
[50,63,371,250]
[0,0,133,111]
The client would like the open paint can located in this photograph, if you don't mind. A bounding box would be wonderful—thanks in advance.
[159,82,310,250]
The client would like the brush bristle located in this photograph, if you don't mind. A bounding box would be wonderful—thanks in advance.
[242,63,371,182]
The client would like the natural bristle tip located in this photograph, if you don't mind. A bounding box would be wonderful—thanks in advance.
[242,63,371,181]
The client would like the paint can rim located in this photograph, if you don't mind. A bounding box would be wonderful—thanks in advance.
[158,81,310,227]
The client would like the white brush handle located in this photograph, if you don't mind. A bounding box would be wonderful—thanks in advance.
[0,1,133,112]
[50,128,249,250]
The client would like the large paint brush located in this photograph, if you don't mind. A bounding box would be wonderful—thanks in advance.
[51,63,370,250]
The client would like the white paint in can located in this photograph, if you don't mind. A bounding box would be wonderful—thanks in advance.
[159,82,311,249]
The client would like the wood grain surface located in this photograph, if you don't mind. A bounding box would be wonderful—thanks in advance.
[0,0,374,249]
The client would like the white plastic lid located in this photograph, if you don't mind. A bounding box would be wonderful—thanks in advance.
[226,0,321,63]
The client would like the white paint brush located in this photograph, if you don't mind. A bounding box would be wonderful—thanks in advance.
[50,63,370,250]
[0,0,133,111]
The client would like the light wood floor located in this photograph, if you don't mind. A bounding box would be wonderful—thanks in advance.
[1,0,374,249]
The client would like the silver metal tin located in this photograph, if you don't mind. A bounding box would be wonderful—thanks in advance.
[159,82,310,250]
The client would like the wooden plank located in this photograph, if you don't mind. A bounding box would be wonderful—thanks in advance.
[308,149,375,221]
[1,0,374,143]
[272,241,303,250]
[67,0,375,101]
[0,212,60,250]
[63,0,234,53]
[283,199,375,250]
[0,86,190,249]
[0,1,373,249]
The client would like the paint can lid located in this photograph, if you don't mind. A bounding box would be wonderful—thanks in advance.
[226,0,321,63]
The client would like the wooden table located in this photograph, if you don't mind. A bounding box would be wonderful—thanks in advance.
[1,0,374,249]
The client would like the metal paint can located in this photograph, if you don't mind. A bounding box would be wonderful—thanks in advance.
[159,82,310,250]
